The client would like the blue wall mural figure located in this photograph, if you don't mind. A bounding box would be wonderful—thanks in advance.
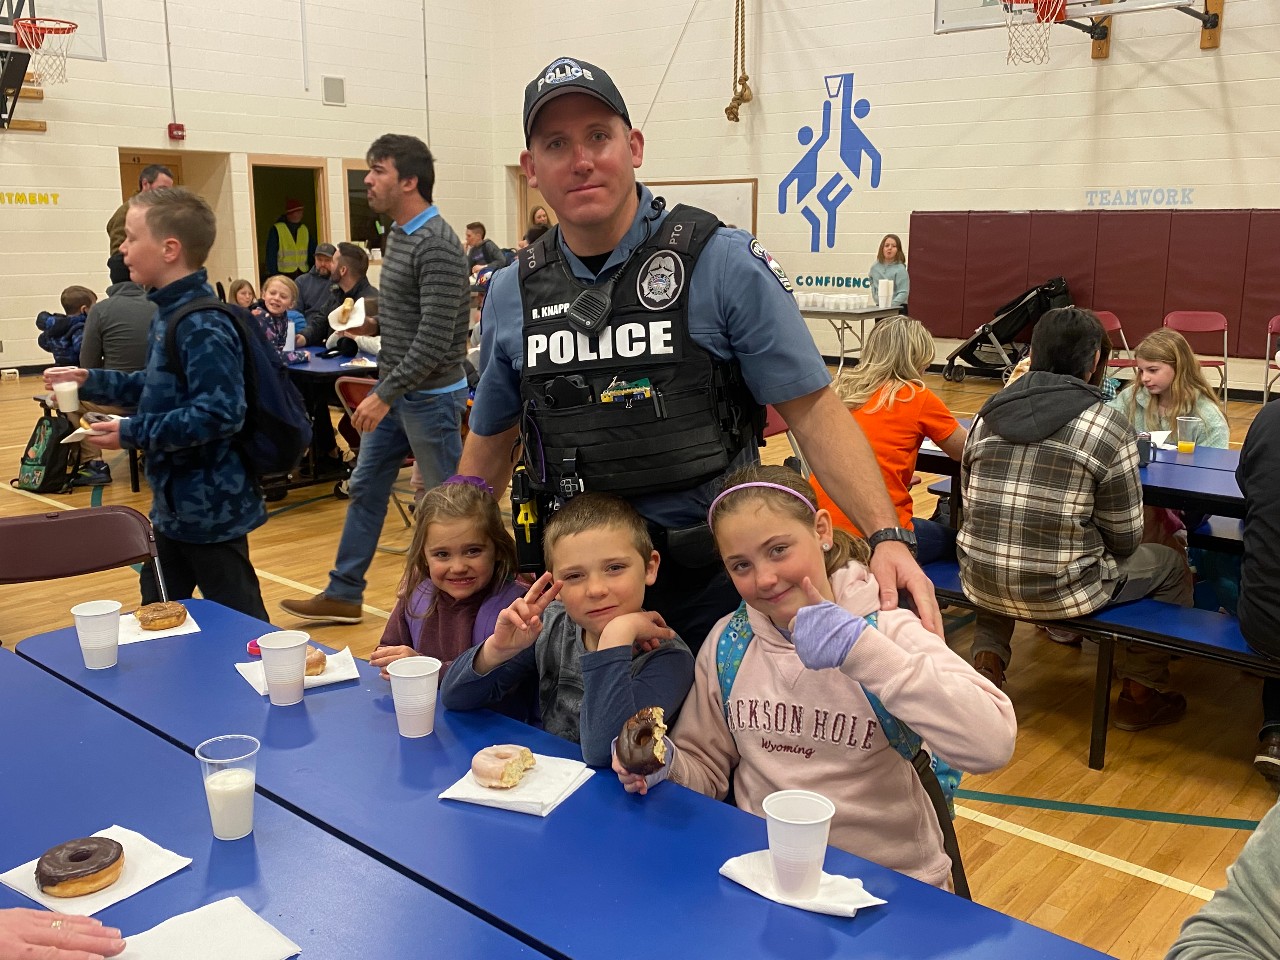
[778,72,882,253]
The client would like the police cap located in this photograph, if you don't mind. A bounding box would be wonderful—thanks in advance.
[523,57,631,145]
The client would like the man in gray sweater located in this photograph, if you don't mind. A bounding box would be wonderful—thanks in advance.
[281,134,470,624]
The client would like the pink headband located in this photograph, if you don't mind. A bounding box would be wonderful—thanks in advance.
[707,481,816,528]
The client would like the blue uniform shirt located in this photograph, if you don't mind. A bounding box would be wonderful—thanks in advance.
[471,184,830,528]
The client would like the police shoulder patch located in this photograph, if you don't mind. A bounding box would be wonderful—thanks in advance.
[749,238,794,292]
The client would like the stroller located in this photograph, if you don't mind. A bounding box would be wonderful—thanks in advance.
[942,276,1071,382]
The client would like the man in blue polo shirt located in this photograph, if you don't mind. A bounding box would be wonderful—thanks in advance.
[456,56,937,647]
[280,135,470,624]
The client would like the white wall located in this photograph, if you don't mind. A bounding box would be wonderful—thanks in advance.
[483,0,1280,295]
[0,0,493,366]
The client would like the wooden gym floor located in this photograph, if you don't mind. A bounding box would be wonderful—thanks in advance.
[0,369,1273,959]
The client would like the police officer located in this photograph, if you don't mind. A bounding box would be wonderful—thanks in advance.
[458,56,939,647]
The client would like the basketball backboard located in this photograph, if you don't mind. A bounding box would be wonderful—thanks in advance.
[934,0,1202,34]
[0,0,106,62]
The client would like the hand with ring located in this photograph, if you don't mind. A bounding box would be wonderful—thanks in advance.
[0,907,125,958]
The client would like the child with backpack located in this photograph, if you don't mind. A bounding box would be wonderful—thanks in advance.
[36,286,97,366]
[614,464,1015,891]
[43,187,272,620]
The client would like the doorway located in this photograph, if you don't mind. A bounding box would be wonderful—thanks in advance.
[249,161,326,283]
[510,168,555,245]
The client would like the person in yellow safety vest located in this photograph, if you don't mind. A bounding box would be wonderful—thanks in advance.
[264,198,316,280]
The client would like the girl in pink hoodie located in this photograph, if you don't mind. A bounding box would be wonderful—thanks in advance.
[615,464,1016,889]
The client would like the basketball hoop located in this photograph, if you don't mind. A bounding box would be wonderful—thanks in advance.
[13,18,78,85]
[1003,0,1066,65]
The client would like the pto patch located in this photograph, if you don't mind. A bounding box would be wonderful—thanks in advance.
[750,239,793,293]
[637,251,685,311]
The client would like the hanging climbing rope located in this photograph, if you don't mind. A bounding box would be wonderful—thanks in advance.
[725,0,753,121]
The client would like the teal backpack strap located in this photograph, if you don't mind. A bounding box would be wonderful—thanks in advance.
[715,601,754,713]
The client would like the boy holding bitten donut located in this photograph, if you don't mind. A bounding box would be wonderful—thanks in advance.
[43,188,270,621]
[440,493,695,765]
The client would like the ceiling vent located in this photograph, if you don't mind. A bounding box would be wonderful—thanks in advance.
[322,76,346,106]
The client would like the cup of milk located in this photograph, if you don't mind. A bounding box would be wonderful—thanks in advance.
[195,734,260,841]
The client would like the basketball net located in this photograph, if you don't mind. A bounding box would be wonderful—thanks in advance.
[1004,0,1066,65]
[13,18,78,85]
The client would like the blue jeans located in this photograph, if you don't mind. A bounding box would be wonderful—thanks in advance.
[327,387,467,602]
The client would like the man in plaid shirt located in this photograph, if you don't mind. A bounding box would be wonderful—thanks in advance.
[957,308,1191,732]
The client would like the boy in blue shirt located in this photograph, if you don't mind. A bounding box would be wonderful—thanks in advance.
[44,188,269,620]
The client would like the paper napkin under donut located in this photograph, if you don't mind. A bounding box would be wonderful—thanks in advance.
[719,851,887,917]
[117,896,300,960]
[439,754,593,817]
[0,825,192,917]
[118,610,201,645]
[234,646,360,695]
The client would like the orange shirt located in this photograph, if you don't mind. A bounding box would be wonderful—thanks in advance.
[814,385,960,534]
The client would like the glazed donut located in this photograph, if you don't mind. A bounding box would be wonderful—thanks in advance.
[135,601,187,631]
[617,706,667,776]
[36,837,125,898]
[471,744,536,789]
[305,646,328,677]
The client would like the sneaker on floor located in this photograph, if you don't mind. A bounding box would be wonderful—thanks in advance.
[279,593,363,624]
[1113,687,1187,731]
[972,651,1006,690]
[71,460,112,486]
[1254,732,1280,789]
[1043,626,1083,646]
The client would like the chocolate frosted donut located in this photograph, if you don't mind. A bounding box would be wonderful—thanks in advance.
[617,707,667,776]
[36,837,125,898]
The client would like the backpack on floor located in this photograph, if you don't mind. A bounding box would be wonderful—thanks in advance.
[165,297,312,477]
[715,601,971,898]
[12,405,80,494]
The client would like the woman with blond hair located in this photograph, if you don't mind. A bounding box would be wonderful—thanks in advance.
[812,316,966,563]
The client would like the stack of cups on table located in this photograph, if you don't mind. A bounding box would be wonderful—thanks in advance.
[387,657,443,738]
[71,600,123,669]
[878,278,895,310]
[257,630,311,706]
[762,789,836,900]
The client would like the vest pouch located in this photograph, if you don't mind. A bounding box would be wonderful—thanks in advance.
[534,387,736,496]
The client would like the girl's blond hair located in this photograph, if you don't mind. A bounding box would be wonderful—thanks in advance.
[400,481,517,617]
[708,464,870,574]
[835,315,935,413]
[1126,328,1222,429]
[262,274,299,307]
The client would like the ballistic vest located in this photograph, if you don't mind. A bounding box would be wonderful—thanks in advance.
[273,222,309,274]
[517,204,760,498]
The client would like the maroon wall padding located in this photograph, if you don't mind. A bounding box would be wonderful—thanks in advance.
[1164,210,1250,356]
[1239,210,1280,360]
[907,212,969,339]
[961,213,1032,338]
[1093,210,1172,343]
[1028,211,1099,311]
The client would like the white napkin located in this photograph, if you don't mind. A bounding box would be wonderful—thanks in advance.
[60,415,126,444]
[340,357,376,368]
[234,646,359,696]
[118,896,300,960]
[439,753,593,817]
[719,850,887,918]
[1150,430,1176,450]
[118,610,201,645]
[0,826,192,916]
[327,296,366,332]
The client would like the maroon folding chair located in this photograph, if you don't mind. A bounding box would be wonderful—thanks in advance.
[0,505,166,599]
[1095,311,1137,372]
[1163,310,1229,401]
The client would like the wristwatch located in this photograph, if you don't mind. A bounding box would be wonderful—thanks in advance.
[866,526,918,558]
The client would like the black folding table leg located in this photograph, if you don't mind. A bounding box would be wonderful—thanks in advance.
[1089,634,1115,770]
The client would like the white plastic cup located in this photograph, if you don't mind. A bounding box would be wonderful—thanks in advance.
[878,278,895,309]
[52,380,80,413]
[387,656,442,738]
[195,734,259,841]
[256,630,310,706]
[762,789,836,900]
[70,600,122,669]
